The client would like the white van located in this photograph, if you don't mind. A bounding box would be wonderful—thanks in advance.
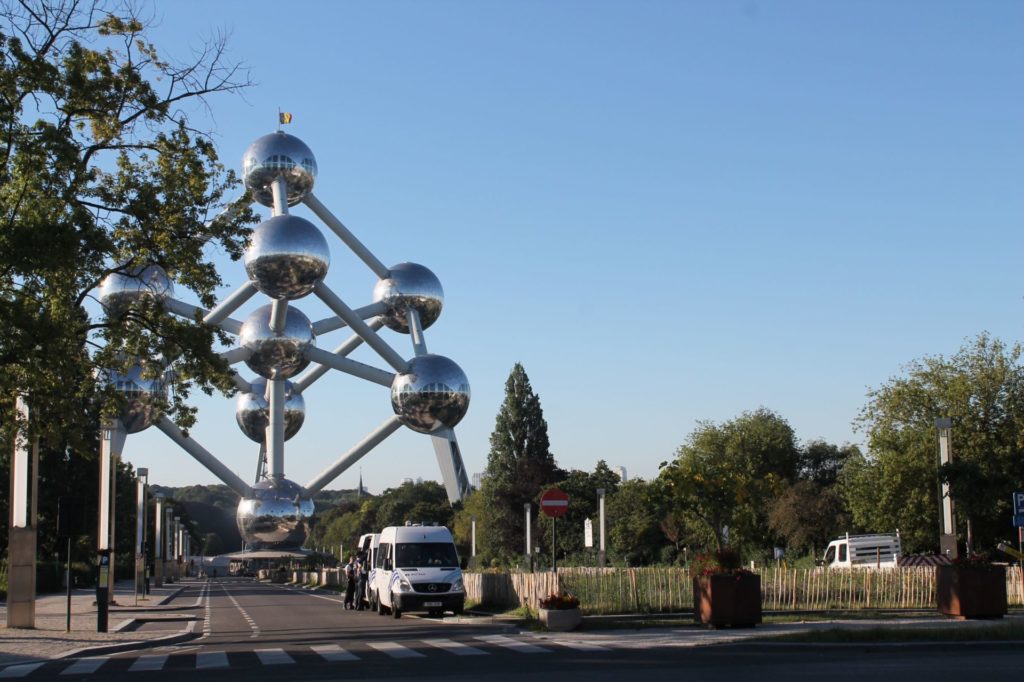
[373,525,465,618]
[356,533,380,607]
[820,533,901,569]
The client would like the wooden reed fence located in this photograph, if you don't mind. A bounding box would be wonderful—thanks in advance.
[465,566,1024,615]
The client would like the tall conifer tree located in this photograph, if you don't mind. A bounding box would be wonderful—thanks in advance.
[478,363,562,561]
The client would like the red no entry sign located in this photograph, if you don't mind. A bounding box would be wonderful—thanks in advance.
[540,488,569,518]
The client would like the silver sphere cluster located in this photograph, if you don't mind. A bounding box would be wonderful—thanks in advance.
[235,379,305,442]
[98,264,173,314]
[373,262,444,333]
[105,363,166,434]
[236,478,315,549]
[242,132,317,207]
[391,354,470,434]
[239,304,315,380]
[244,215,330,300]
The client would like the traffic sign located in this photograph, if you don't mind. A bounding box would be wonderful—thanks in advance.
[540,488,569,518]
[1013,514,1024,528]
[1014,491,1024,516]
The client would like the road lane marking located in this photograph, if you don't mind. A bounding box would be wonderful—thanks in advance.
[221,583,260,639]
[60,657,107,675]
[368,642,426,659]
[255,648,294,665]
[128,655,168,672]
[311,645,360,662]
[0,663,45,678]
[553,640,609,651]
[475,635,550,653]
[195,651,229,669]
[422,638,488,656]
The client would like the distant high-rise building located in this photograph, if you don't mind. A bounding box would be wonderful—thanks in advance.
[416,476,423,485]
[615,466,627,482]
[401,477,414,485]
[472,472,485,489]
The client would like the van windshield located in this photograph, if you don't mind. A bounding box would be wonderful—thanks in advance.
[395,542,459,568]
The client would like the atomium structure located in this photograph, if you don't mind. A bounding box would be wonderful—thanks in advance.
[97,130,471,551]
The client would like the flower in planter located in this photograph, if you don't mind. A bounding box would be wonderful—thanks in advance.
[539,591,580,610]
[689,547,752,579]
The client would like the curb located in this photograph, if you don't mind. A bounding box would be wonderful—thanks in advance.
[57,621,200,660]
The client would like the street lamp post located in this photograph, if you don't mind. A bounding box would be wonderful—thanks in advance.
[134,468,148,605]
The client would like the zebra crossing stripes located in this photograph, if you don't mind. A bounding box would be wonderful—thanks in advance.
[254,648,293,665]
[422,638,488,656]
[127,655,168,672]
[309,644,359,662]
[475,635,551,653]
[368,641,426,658]
[195,651,229,669]
[0,662,44,678]
[60,657,106,675]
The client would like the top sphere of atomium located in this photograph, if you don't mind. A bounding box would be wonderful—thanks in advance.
[105,364,167,434]
[373,263,444,334]
[391,354,470,434]
[242,132,317,207]
[244,215,330,300]
[98,264,173,314]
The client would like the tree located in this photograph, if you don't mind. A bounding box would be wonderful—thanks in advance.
[659,408,800,555]
[476,363,563,563]
[606,478,669,565]
[854,334,1024,552]
[0,0,256,455]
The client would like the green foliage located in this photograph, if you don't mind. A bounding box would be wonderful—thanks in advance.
[0,0,257,452]
[536,461,620,562]
[853,333,1024,552]
[659,408,800,553]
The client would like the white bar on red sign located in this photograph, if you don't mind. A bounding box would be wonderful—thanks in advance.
[541,500,568,506]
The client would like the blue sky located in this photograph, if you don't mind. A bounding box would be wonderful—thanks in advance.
[124,0,1024,494]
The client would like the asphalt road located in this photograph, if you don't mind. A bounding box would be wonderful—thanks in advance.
[3,578,1022,681]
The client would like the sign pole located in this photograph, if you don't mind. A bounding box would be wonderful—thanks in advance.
[552,516,556,574]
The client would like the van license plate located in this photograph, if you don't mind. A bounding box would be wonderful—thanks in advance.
[424,601,442,607]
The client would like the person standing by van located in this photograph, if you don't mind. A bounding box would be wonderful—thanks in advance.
[343,556,357,610]
[355,554,369,610]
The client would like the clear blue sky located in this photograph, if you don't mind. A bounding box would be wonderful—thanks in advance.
[124,0,1024,494]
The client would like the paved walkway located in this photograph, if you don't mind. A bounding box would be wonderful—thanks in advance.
[0,580,200,666]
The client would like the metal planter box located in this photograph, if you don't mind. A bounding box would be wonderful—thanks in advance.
[693,573,762,628]
[936,565,1007,619]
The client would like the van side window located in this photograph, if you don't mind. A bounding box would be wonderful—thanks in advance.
[838,543,847,562]
[824,546,835,564]
[377,543,391,569]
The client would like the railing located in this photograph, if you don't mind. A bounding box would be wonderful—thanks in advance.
[464,566,1024,615]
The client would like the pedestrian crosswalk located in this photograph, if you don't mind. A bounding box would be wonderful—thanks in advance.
[0,634,615,677]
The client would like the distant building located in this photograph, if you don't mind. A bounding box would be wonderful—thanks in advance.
[472,472,485,489]
[615,466,627,482]
[401,477,414,485]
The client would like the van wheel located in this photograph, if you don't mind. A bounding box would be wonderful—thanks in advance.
[391,594,402,619]
[376,592,386,616]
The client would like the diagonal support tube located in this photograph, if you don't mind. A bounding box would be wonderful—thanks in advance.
[304,346,395,387]
[304,416,404,495]
[304,192,390,279]
[294,320,384,393]
[155,416,253,498]
[205,281,259,327]
[220,347,252,366]
[164,298,242,335]
[311,301,387,336]
[314,282,408,373]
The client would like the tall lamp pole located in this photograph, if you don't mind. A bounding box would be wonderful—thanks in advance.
[936,418,959,559]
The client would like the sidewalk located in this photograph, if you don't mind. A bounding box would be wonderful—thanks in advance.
[0,579,202,666]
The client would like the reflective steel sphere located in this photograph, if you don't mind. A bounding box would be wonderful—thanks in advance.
[236,478,315,550]
[235,379,306,442]
[98,264,173,314]
[242,132,317,207]
[239,305,314,380]
[390,354,470,434]
[105,364,166,434]
[244,215,330,300]
[372,262,444,333]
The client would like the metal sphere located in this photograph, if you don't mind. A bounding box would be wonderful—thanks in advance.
[239,305,315,380]
[235,478,315,550]
[105,364,166,434]
[390,354,470,434]
[242,132,317,207]
[98,264,173,314]
[235,379,306,442]
[244,215,330,300]
[372,262,444,333]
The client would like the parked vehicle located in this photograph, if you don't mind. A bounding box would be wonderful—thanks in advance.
[356,533,380,609]
[819,533,901,569]
[373,524,466,618]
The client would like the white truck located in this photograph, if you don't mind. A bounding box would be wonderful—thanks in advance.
[372,524,466,618]
[819,533,901,569]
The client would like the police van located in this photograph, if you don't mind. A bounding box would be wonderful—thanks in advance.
[355,533,380,607]
[372,524,466,618]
